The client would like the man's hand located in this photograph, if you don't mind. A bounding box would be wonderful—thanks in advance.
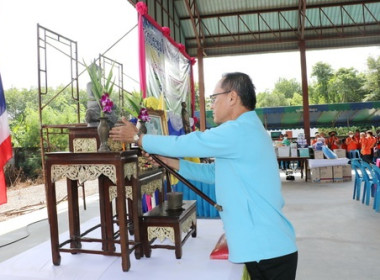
[142,151,180,171]
[109,116,139,143]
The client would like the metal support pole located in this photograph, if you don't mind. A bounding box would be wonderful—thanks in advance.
[299,40,311,145]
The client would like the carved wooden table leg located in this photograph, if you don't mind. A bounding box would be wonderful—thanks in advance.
[117,165,130,272]
[103,178,116,252]
[45,167,61,266]
[98,176,116,252]
[67,178,81,249]
[131,176,142,259]
[174,222,182,259]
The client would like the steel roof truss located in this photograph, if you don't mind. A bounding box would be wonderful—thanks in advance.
[184,0,204,50]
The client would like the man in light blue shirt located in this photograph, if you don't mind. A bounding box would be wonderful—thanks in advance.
[110,72,298,279]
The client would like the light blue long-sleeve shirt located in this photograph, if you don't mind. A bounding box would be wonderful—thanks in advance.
[142,111,297,263]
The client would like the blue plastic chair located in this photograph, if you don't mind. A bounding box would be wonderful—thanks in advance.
[348,150,361,159]
[360,161,375,206]
[370,164,380,212]
[350,159,364,201]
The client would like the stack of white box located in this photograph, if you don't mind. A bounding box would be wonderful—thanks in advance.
[308,149,351,183]
[278,146,290,157]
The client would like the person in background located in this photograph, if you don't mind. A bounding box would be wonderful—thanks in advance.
[346,131,359,159]
[326,131,340,150]
[313,132,327,150]
[319,132,327,145]
[311,132,320,146]
[313,136,326,151]
[360,131,376,163]
[340,138,347,150]
[296,133,308,148]
[354,129,361,150]
[110,72,298,279]
[278,133,289,170]
[374,131,380,165]
[367,130,377,163]
[282,135,291,146]
[279,133,284,141]
[339,138,347,158]
[359,132,367,160]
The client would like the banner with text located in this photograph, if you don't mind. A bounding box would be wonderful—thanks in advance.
[142,17,191,116]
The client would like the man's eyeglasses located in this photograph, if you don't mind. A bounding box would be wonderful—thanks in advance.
[210,91,231,104]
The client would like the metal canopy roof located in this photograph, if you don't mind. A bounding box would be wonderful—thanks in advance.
[196,101,380,130]
[128,0,380,57]
[257,101,380,129]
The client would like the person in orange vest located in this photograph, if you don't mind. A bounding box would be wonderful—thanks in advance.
[345,131,359,158]
[311,132,320,146]
[326,131,340,150]
[368,131,377,162]
[360,131,377,163]
[340,138,347,150]
[354,129,361,150]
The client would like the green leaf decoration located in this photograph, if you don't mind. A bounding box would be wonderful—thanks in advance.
[84,60,116,111]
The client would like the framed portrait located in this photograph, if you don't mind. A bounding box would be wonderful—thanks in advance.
[146,109,168,135]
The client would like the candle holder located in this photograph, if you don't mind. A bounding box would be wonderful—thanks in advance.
[166,192,183,210]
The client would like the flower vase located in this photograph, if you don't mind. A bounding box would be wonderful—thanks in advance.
[137,120,147,134]
[97,117,111,152]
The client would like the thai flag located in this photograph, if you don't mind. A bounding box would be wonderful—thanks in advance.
[0,73,13,205]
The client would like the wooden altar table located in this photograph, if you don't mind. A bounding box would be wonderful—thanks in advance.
[44,151,140,272]
[141,200,197,259]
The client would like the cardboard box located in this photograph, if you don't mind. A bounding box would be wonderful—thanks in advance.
[285,131,293,138]
[310,167,321,183]
[343,164,353,181]
[290,148,298,157]
[319,166,333,183]
[278,146,290,157]
[314,150,324,159]
[333,165,344,182]
[333,149,347,158]
[290,143,298,149]
[299,148,310,158]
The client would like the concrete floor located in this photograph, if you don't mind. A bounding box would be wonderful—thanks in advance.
[0,173,380,279]
[281,176,380,279]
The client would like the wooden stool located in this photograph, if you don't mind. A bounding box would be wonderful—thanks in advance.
[141,200,197,259]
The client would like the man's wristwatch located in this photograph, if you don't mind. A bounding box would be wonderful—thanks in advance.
[133,131,142,143]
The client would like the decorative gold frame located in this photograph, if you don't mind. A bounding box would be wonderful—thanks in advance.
[146,109,169,135]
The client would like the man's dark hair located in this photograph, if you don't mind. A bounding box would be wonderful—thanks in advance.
[221,72,256,110]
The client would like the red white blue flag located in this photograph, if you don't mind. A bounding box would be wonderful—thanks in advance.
[0,73,13,205]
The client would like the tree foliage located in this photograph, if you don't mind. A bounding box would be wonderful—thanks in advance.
[256,78,301,108]
[5,86,87,148]
[327,68,367,103]
[256,90,289,108]
[362,56,380,101]
[272,78,301,99]
[256,56,380,108]
[310,62,334,103]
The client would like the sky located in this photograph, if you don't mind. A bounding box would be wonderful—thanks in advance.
[1,0,380,96]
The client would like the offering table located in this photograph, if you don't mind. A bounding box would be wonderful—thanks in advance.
[44,150,140,272]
